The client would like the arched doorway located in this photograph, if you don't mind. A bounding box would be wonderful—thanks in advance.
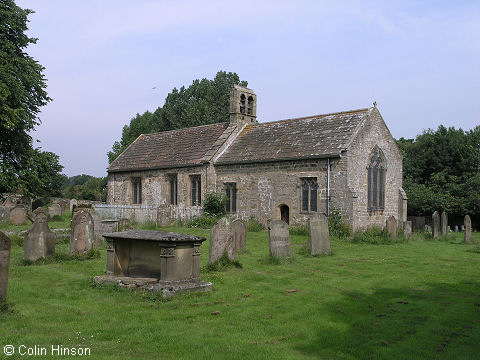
[279,204,289,224]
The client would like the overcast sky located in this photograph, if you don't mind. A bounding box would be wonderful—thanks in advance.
[17,0,480,177]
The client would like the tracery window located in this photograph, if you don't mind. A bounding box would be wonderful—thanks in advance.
[367,145,386,212]
[132,177,142,204]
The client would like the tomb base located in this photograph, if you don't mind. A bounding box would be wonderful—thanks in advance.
[93,275,212,298]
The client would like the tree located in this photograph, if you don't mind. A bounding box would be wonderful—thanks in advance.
[0,0,56,195]
[397,125,480,218]
[107,71,247,163]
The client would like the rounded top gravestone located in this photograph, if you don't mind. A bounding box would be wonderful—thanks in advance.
[10,206,27,225]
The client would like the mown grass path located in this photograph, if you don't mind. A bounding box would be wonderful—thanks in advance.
[1,228,479,359]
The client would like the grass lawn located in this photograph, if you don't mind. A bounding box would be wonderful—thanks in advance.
[1,225,479,359]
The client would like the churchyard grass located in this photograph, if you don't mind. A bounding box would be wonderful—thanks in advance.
[1,228,480,359]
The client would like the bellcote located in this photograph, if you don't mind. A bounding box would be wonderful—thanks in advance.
[229,85,257,124]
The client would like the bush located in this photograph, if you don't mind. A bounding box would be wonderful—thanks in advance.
[187,214,221,229]
[352,226,392,245]
[289,224,308,236]
[246,216,264,232]
[328,210,351,238]
[202,192,227,216]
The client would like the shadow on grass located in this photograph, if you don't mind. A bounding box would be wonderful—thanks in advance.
[295,281,480,360]
[19,249,100,266]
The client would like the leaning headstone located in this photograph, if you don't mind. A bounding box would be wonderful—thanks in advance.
[386,215,397,240]
[9,206,27,225]
[0,231,11,304]
[307,213,330,255]
[441,211,448,236]
[268,220,290,258]
[24,208,55,261]
[432,211,440,239]
[209,217,235,264]
[464,215,472,244]
[70,209,95,254]
[403,221,412,238]
[232,219,247,251]
[48,203,62,218]
[69,199,78,213]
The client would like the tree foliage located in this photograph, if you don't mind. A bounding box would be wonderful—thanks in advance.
[0,1,65,197]
[107,71,247,163]
[63,175,107,202]
[0,0,51,170]
[397,125,480,217]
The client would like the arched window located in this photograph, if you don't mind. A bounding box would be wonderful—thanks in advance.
[247,96,254,115]
[240,94,246,114]
[367,145,386,212]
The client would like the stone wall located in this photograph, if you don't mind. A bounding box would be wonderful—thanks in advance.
[345,108,404,231]
[106,165,206,224]
[215,159,330,227]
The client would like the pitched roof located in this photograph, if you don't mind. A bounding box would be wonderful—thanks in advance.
[215,108,371,165]
[108,122,231,172]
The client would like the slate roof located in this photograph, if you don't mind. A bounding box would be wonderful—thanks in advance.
[108,122,231,172]
[215,108,371,165]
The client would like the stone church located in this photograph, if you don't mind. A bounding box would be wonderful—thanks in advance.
[105,85,407,231]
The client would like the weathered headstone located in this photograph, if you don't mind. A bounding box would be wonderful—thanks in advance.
[386,215,397,240]
[464,215,472,244]
[209,217,235,264]
[69,199,78,213]
[403,221,412,238]
[432,211,440,239]
[307,213,330,255]
[268,220,290,258]
[9,206,27,225]
[455,225,459,233]
[48,203,62,218]
[3,195,20,209]
[58,199,68,213]
[24,208,56,261]
[441,211,448,236]
[461,225,465,232]
[232,219,247,251]
[0,206,7,223]
[70,209,95,254]
[0,231,11,304]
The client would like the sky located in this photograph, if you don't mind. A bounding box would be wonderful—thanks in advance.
[17,0,480,177]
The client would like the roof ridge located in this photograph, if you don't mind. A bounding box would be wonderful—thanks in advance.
[141,121,228,137]
[256,107,372,126]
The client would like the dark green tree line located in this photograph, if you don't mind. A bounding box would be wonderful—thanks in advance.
[107,71,248,163]
[397,125,480,218]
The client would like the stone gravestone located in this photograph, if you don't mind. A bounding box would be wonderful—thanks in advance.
[455,225,459,233]
[24,208,56,261]
[386,215,397,240]
[0,231,11,304]
[48,203,62,218]
[268,220,291,258]
[441,211,448,236]
[307,213,330,255]
[9,206,27,225]
[403,221,412,238]
[58,200,68,213]
[69,199,78,213]
[464,215,472,244]
[432,211,440,239]
[209,217,235,264]
[231,219,247,251]
[0,206,7,223]
[70,209,95,254]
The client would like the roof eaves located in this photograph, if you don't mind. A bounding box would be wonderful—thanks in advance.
[214,153,341,166]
